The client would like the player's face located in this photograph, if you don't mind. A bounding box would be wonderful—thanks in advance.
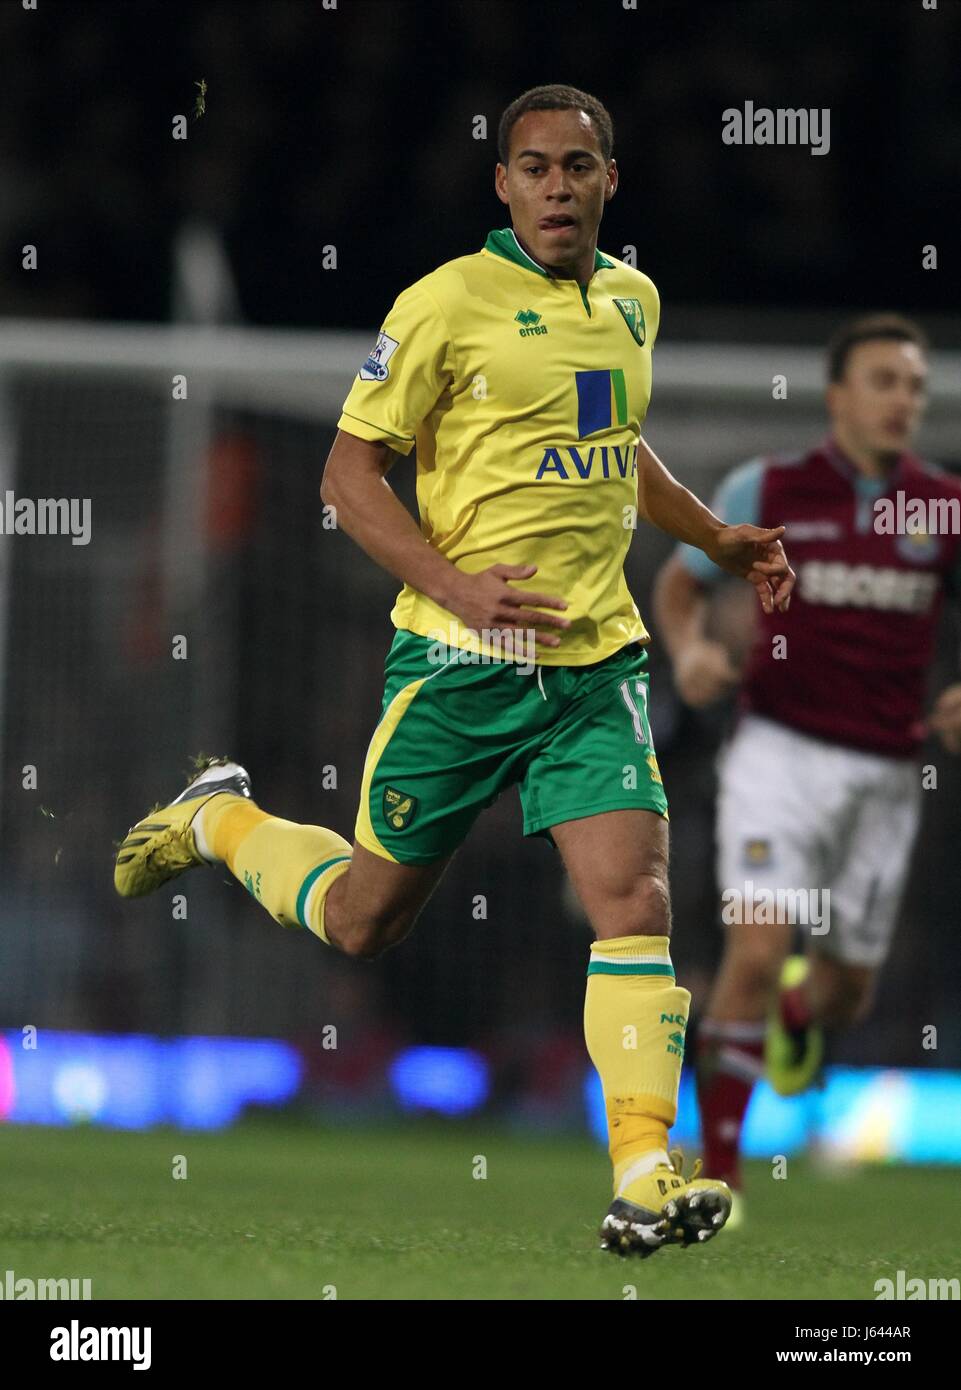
[495,108,616,274]
[828,339,928,458]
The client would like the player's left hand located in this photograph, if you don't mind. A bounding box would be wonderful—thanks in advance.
[926,683,961,754]
[705,524,795,614]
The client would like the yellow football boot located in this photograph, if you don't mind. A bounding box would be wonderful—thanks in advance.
[724,1190,746,1231]
[114,756,251,898]
[600,1149,732,1257]
[765,955,824,1097]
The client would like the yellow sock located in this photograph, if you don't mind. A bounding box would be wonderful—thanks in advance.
[583,934,691,1193]
[200,796,351,944]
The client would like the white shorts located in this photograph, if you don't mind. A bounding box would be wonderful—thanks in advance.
[716,714,922,967]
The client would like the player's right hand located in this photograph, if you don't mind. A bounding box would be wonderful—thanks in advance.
[446,563,571,648]
[706,524,794,614]
[673,638,740,708]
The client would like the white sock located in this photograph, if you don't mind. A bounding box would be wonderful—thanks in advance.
[191,798,222,865]
[615,1149,672,1197]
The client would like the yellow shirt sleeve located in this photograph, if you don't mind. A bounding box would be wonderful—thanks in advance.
[336,281,456,457]
[643,276,660,351]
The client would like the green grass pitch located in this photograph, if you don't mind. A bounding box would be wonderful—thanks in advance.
[0,1119,955,1300]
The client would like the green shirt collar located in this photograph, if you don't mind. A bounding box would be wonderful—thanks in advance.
[483,227,615,279]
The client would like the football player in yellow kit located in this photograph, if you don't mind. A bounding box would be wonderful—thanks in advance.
[115,84,793,1256]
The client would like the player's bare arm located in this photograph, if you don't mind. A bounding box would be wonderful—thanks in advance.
[926,682,961,754]
[321,429,571,647]
[636,435,795,614]
[652,554,741,708]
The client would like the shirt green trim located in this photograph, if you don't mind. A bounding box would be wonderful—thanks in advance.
[339,410,413,446]
[483,228,616,278]
[485,227,549,277]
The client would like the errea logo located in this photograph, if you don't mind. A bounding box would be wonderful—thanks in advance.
[515,309,548,337]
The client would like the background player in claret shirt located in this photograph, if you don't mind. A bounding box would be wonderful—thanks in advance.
[114,84,794,1256]
[654,314,961,1211]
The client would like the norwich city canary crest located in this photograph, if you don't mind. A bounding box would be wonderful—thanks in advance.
[383,786,418,831]
[613,297,646,345]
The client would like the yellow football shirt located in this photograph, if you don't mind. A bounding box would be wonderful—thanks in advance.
[337,226,660,665]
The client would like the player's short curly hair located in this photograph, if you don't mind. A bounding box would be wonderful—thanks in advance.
[827,314,929,383]
[497,84,614,164]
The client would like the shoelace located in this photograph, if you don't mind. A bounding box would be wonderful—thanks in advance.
[663,1148,703,1182]
[144,825,198,871]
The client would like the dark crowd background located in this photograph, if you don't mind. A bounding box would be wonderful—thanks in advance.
[1,0,960,334]
[1,0,960,1090]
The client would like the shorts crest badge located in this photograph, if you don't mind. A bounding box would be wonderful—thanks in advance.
[895,528,941,564]
[383,786,418,831]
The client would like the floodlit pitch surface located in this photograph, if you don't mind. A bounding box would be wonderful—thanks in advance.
[0,1120,955,1300]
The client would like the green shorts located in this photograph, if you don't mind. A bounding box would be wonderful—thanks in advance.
[354,630,669,865]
